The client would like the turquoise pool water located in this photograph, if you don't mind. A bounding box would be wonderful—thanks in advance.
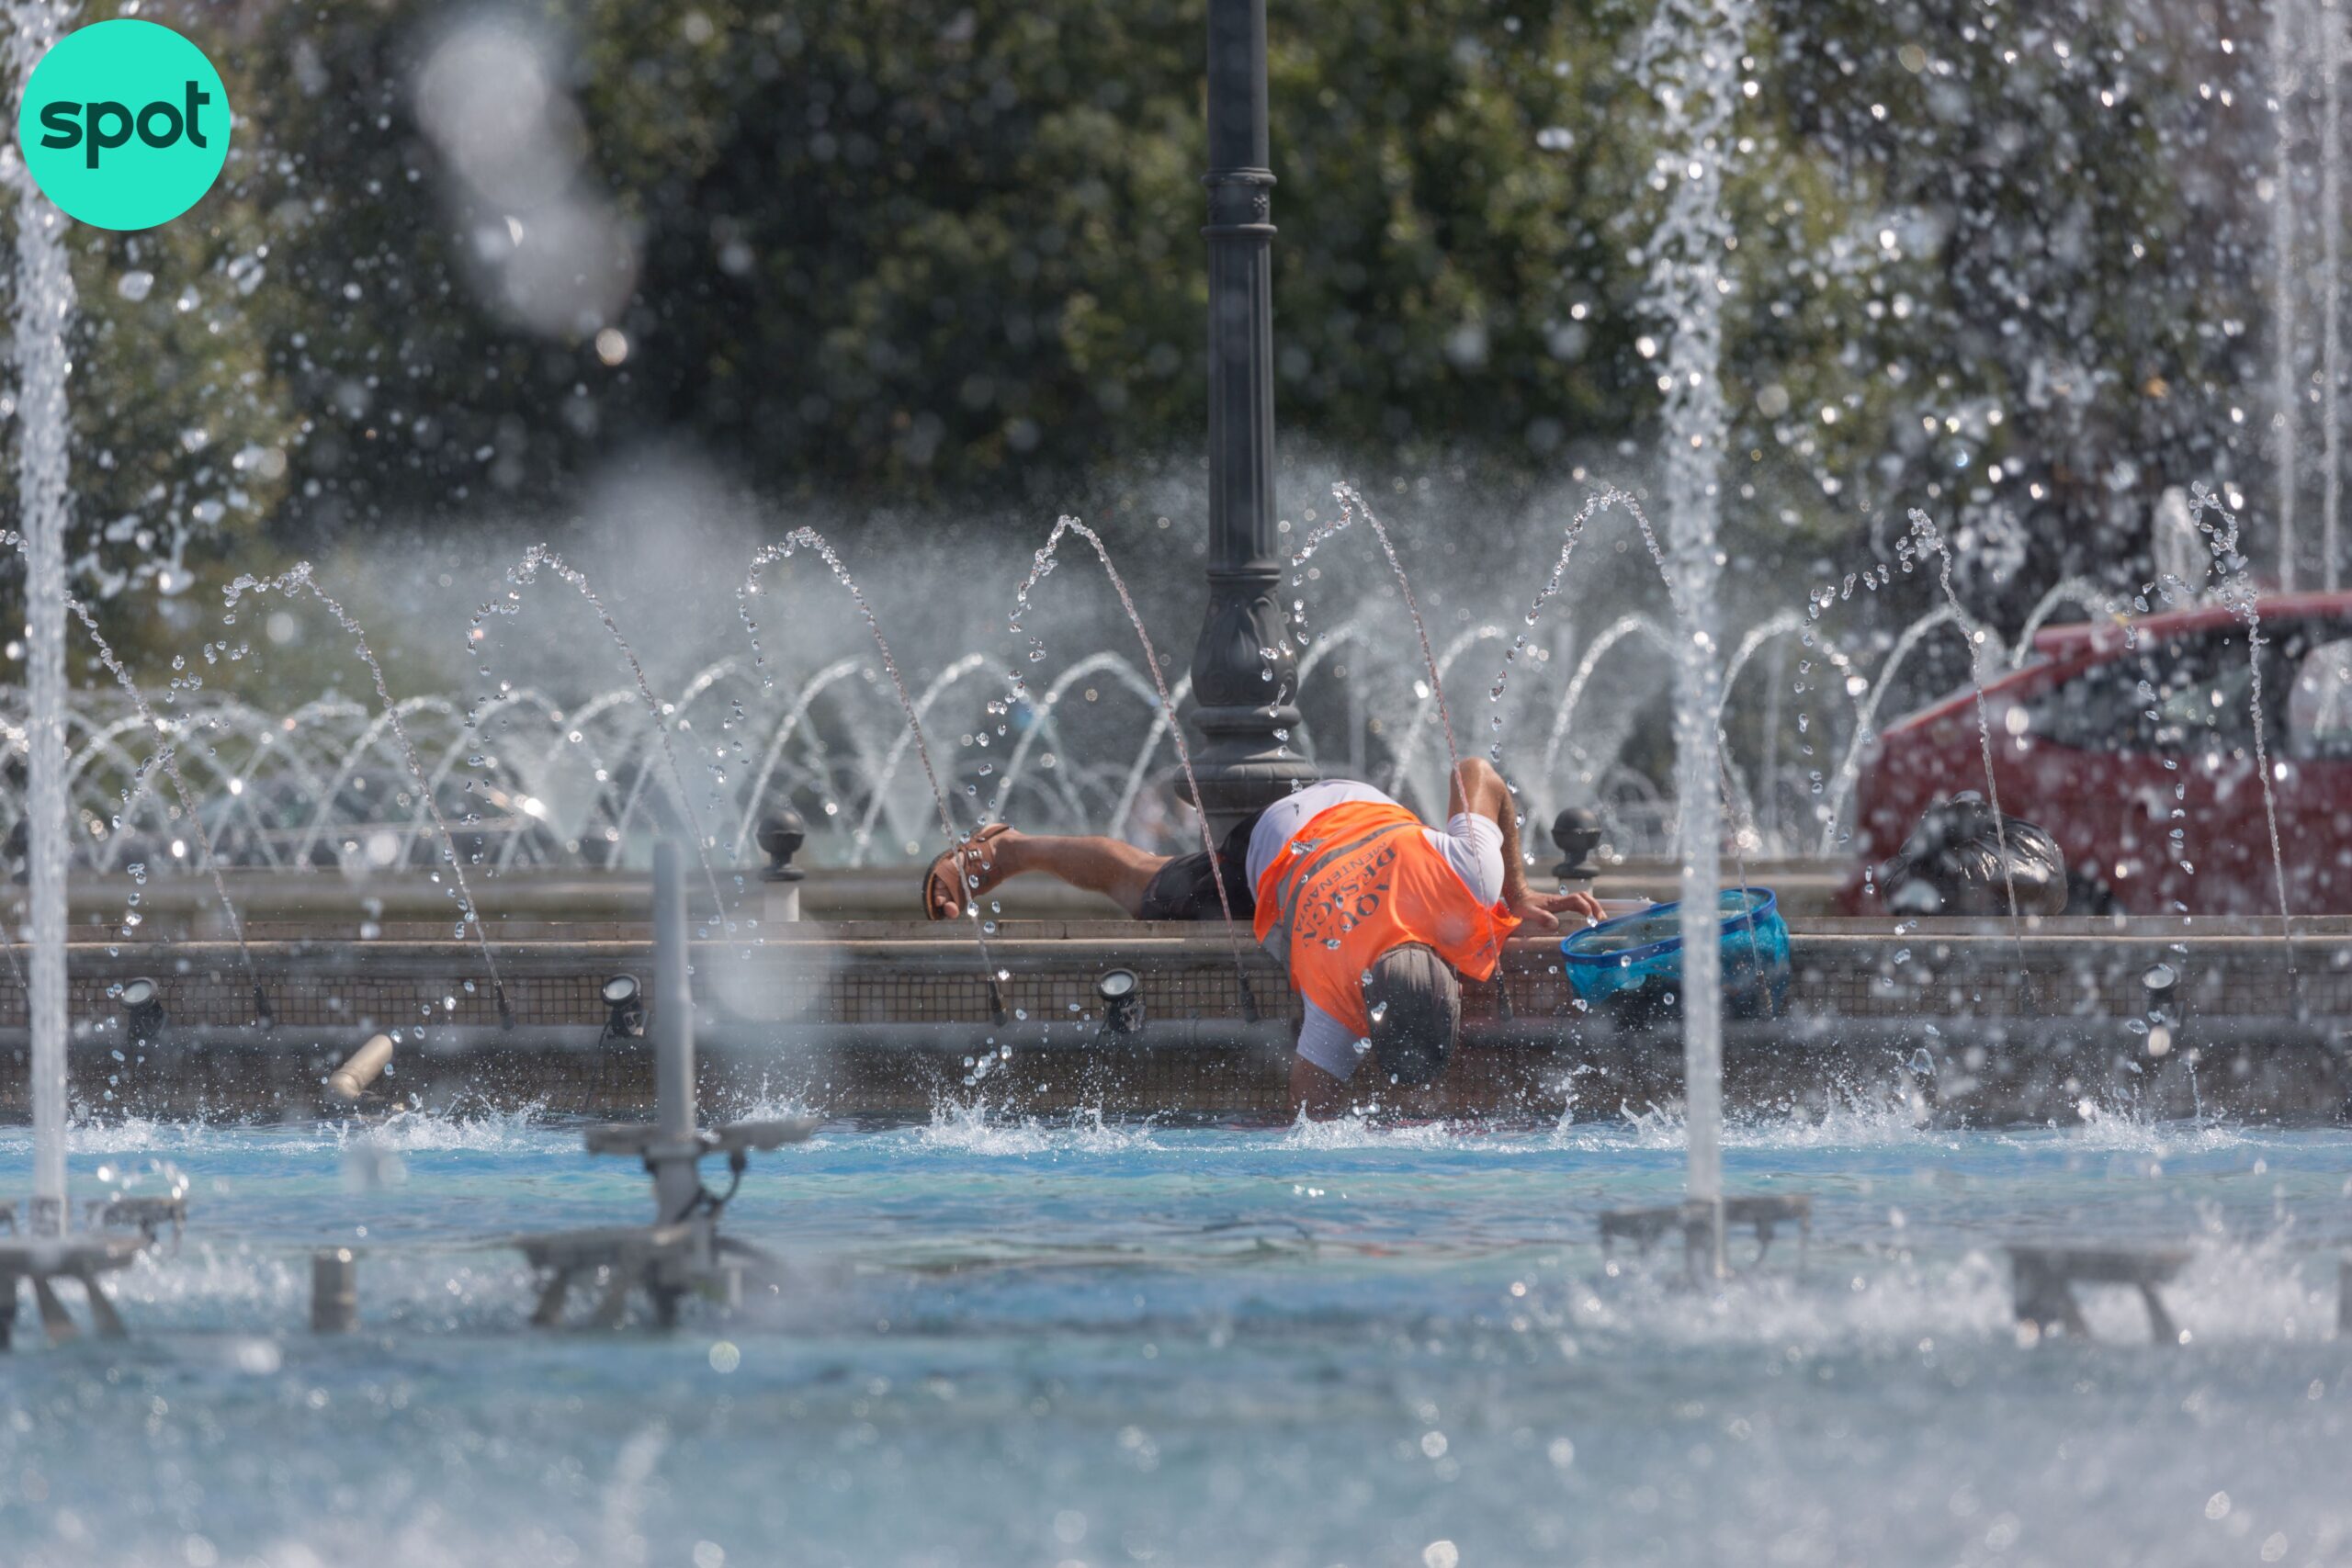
[3,1107,2347,1567]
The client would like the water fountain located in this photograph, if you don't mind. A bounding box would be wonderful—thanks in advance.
[2277,0,2306,591]
[4,0,86,1291]
[1010,515,1257,1011]
[2,5,2349,1560]
[223,565,518,1025]
[741,527,1008,1021]
[478,546,740,933]
[513,841,813,1329]
[2326,0,2345,592]
[1901,512,2024,931]
[1627,0,1752,1274]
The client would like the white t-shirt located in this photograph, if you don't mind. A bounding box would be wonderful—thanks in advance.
[1245,781,1504,1081]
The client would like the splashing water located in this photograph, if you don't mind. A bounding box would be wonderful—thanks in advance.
[2185,484,2300,975]
[2326,0,2345,592]
[1009,516,1255,1009]
[8,0,74,1235]
[1486,485,1645,761]
[470,546,735,934]
[1490,482,1767,886]
[1290,481,1461,781]
[739,526,1006,1014]
[1899,511,2022,935]
[1636,0,1753,1259]
[848,652,996,863]
[0,553,269,1014]
[2274,0,2304,591]
[222,565,513,1022]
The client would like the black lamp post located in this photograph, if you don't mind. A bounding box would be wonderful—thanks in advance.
[1188,0,1317,835]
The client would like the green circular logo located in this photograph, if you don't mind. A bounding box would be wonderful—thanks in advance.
[16,19,231,231]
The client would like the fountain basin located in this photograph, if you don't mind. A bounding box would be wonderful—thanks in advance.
[1,914,2339,1123]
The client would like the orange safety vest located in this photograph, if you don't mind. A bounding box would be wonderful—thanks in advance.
[1250,799,1520,1040]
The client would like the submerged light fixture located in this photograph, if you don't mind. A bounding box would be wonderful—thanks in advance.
[601,973,647,1040]
[1096,968,1145,1036]
[117,976,165,1045]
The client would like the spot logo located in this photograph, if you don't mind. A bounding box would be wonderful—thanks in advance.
[15,18,232,231]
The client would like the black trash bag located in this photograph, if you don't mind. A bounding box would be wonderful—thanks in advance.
[1880,793,2067,917]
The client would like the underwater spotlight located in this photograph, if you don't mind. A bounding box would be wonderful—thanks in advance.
[1096,968,1145,1035]
[118,976,165,1044]
[601,973,647,1039]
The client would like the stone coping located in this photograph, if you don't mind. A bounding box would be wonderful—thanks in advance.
[21,909,2348,958]
[0,856,1858,931]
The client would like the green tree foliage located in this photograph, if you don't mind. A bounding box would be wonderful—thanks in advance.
[0,0,2288,646]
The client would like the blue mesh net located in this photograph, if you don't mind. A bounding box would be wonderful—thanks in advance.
[1559,888,1790,1023]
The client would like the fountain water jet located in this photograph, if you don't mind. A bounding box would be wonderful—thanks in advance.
[2326,0,2345,591]
[1383,623,1506,807]
[1900,512,2023,934]
[7,0,72,1236]
[223,566,514,1025]
[1292,482,1461,779]
[994,651,1173,835]
[1011,516,1256,1011]
[850,652,993,866]
[741,528,1007,1019]
[1485,486,1643,762]
[2186,484,2301,970]
[40,571,266,1015]
[472,547,737,933]
[728,655,865,862]
[2273,0,2305,591]
[1636,0,1753,1275]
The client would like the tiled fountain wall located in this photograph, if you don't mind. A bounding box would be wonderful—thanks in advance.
[0,915,2341,1122]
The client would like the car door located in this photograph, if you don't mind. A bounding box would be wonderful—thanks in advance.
[2007,626,2271,913]
[2278,632,2352,912]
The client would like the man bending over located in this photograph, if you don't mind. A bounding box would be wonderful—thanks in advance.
[922,761,1602,1117]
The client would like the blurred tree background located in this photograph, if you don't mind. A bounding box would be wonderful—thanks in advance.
[0,0,2288,660]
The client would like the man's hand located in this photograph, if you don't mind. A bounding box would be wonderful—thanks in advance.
[1507,889,1606,933]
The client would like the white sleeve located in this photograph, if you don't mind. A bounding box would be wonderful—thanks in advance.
[1294,1002,1366,1081]
[1426,813,1506,904]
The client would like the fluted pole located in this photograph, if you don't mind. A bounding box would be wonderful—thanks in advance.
[1190,0,1316,834]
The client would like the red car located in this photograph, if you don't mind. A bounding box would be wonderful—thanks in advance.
[1846,592,2352,915]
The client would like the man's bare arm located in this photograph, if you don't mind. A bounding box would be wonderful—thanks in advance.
[1448,758,1602,932]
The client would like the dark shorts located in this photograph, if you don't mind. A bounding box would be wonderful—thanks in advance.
[1136,809,1263,922]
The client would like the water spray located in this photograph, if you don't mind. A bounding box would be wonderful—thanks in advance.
[223,566,516,1029]
[1010,516,1260,1021]
[741,527,1009,1023]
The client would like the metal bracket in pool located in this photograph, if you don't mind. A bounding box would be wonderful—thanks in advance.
[512,840,818,1331]
[1,1178,190,1348]
[0,1232,149,1349]
[84,1193,187,1249]
[2007,1245,2190,1346]
[1599,1195,1813,1284]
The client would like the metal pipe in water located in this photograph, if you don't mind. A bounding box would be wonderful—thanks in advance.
[650,840,700,1223]
[311,1248,358,1334]
[327,1034,395,1103]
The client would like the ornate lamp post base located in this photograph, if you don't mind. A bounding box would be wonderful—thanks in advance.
[1189,0,1317,836]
